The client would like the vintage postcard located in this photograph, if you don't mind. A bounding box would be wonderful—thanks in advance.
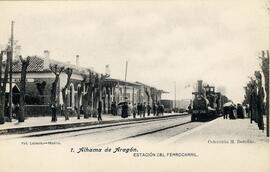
[0,0,269,172]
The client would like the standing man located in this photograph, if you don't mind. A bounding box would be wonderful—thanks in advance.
[237,104,244,119]
[132,103,137,119]
[111,101,116,116]
[188,104,192,114]
[157,102,160,116]
[97,101,102,121]
[121,102,128,118]
[137,103,141,118]
[223,106,228,119]
[153,103,157,116]
[50,103,57,122]
[142,102,146,117]
[161,104,164,115]
[147,104,151,116]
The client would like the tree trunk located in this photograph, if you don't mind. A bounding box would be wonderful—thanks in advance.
[83,91,88,118]
[0,50,9,124]
[61,68,72,120]
[107,87,111,114]
[0,95,5,124]
[0,51,4,124]
[51,75,59,122]
[18,57,30,122]
[49,65,64,122]
[18,63,27,122]
[264,72,269,136]
[61,90,68,120]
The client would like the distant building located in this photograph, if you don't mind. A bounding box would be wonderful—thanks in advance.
[135,81,166,106]
[176,99,191,109]
[102,79,166,113]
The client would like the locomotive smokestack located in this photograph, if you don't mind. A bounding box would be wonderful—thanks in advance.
[197,80,203,93]
[76,55,80,68]
[43,50,50,69]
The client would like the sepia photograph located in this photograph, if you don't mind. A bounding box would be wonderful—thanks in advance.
[0,0,269,172]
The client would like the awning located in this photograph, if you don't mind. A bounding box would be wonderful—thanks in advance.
[223,101,233,107]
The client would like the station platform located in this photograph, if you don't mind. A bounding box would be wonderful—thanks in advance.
[163,116,269,144]
[0,112,184,135]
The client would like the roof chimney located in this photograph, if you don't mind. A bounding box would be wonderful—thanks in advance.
[43,50,50,69]
[105,64,110,76]
[76,55,80,68]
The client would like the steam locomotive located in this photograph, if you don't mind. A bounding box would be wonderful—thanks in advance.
[191,80,225,121]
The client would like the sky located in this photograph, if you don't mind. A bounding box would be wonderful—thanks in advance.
[0,0,269,103]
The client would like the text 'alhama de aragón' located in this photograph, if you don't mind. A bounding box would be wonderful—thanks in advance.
[74,146,138,154]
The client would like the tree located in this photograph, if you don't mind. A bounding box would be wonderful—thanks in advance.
[18,56,30,122]
[83,70,95,118]
[249,78,258,124]
[49,64,65,122]
[144,86,150,105]
[255,71,264,130]
[150,87,157,105]
[81,74,88,118]
[0,49,10,124]
[93,73,100,111]
[61,68,72,120]
[260,50,269,136]
[98,74,109,113]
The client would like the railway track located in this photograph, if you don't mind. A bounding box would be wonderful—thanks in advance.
[97,120,192,146]
[0,114,191,140]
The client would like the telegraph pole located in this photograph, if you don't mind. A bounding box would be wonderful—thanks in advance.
[124,61,128,100]
[9,21,14,120]
[174,81,176,109]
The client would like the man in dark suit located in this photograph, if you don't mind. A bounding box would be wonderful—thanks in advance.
[98,101,102,121]
[142,102,146,117]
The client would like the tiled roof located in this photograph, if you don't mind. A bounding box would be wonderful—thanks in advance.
[12,56,46,72]
[105,78,141,87]
[11,56,96,75]
[135,81,168,93]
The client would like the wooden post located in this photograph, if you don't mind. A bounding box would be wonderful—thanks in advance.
[124,61,128,100]
[260,50,269,137]
[9,21,14,121]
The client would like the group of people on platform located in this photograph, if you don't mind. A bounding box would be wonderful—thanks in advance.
[60,100,165,122]
[223,103,246,120]
[222,72,266,131]
[110,101,165,119]
[132,102,165,118]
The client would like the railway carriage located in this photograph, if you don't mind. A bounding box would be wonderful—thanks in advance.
[159,99,173,113]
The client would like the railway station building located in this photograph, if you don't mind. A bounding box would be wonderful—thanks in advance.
[7,50,165,117]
